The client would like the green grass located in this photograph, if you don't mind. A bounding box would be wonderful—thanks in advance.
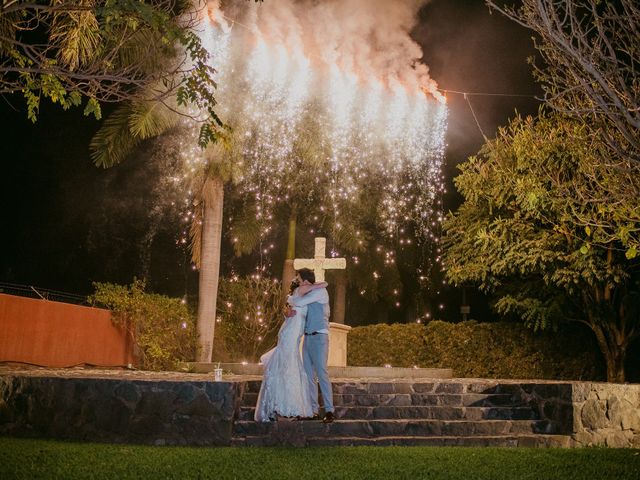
[1,437,639,480]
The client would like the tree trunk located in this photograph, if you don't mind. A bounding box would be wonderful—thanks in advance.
[281,213,297,290]
[603,345,627,384]
[196,176,224,363]
[591,324,627,383]
[332,271,347,324]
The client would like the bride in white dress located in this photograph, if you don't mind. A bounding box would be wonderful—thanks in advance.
[254,281,327,422]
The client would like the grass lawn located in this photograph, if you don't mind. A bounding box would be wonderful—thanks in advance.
[1,437,639,480]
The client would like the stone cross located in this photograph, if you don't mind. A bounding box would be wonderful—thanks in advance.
[293,237,346,282]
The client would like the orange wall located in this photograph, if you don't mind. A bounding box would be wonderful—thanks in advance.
[0,293,135,367]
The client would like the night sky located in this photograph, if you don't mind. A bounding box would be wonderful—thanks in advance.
[0,0,541,321]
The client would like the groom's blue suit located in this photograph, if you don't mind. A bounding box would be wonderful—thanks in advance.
[290,286,334,414]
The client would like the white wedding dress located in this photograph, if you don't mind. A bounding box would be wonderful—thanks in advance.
[254,294,314,422]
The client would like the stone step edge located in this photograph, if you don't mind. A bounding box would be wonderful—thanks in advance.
[233,434,569,440]
[236,405,539,420]
[190,362,453,378]
[240,393,521,399]
[232,434,572,447]
[237,405,536,413]
[239,392,526,406]
[234,419,545,425]
[241,393,520,398]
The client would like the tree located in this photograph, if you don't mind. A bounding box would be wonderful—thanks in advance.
[228,112,442,326]
[86,4,256,363]
[486,0,640,260]
[442,111,639,382]
[1,0,222,145]
[222,102,327,286]
[488,0,640,167]
[187,142,243,362]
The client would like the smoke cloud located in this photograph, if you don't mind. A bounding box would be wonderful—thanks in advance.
[211,0,439,98]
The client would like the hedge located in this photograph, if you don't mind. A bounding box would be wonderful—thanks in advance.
[348,320,605,381]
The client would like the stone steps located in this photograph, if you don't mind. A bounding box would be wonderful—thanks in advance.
[231,380,575,447]
[233,434,572,448]
[237,405,540,421]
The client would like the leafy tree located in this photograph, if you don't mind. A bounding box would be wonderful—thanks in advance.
[443,111,639,382]
[87,7,259,364]
[488,0,640,167]
[226,101,332,287]
[228,122,441,326]
[1,0,223,144]
[487,0,640,249]
[92,120,236,364]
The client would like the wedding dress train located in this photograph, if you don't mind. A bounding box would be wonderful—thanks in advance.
[254,299,314,422]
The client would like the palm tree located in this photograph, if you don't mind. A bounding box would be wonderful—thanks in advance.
[90,98,241,363]
[188,146,241,362]
[193,175,224,362]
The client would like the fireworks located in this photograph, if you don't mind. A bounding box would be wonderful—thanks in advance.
[176,1,447,281]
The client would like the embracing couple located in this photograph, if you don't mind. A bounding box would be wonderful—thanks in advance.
[254,268,335,424]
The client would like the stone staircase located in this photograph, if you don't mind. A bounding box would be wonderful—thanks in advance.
[231,380,573,447]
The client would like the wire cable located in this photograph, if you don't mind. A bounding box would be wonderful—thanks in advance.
[439,88,541,99]
[464,93,488,141]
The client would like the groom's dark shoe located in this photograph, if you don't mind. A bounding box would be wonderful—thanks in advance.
[322,411,335,423]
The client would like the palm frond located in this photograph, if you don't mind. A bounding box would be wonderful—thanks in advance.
[50,0,101,71]
[90,98,177,167]
[90,103,140,168]
[128,101,177,139]
[115,27,174,73]
[228,202,262,257]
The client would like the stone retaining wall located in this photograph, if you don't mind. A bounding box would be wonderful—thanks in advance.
[571,382,640,448]
[1,372,638,447]
[455,381,640,447]
[0,375,241,446]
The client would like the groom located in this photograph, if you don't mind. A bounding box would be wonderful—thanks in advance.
[289,268,335,423]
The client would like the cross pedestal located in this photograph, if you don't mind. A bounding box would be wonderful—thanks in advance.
[327,322,352,367]
[294,237,351,366]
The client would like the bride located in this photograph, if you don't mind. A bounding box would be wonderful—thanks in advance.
[254,279,327,422]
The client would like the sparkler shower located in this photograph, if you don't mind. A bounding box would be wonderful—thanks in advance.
[180,0,448,266]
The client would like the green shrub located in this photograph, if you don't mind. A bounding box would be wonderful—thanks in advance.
[89,280,196,371]
[214,277,286,362]
[348,323,428,368]
[348,320,605,380]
